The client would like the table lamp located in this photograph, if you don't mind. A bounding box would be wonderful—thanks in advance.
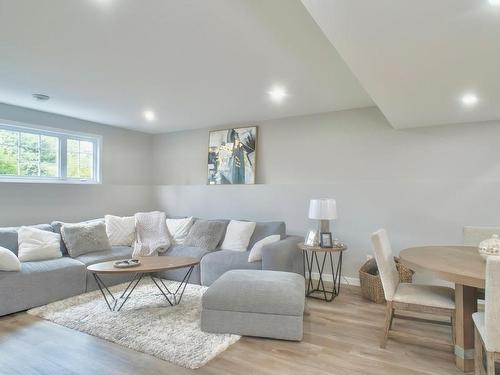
[309,198,337,234]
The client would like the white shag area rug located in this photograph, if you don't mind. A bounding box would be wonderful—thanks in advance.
[28,279,240,369]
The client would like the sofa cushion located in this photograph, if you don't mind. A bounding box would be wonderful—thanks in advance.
[156,245,209,285]
[51,218,104,256]
[0,257,86,316]
[105,215,135,246]
[200,250,262,286]
[166,217,194,245]
[78,246,135,292]
[74,246,133,266]
[247,221,286,250]
[220,220,256,252]
[184,220,227,251]
[0,224,53,256]
[248,235,281,262]
[61,221,112,257]
[18,226,62,262]
[0,246,21,271]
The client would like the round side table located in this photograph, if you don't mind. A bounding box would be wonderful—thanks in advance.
[298,242,347,302]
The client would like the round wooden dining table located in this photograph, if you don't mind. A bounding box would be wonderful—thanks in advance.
[399,246,485,372]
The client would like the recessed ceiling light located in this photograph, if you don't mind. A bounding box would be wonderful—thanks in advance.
[461,94,479,106]
[32,93,50,101]
[268,87,287,103]
[489,0,500,6]
[92,0,114,5]
[143,110,156,122]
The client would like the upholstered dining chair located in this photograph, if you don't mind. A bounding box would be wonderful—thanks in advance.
[463,226,500,247]
[473,256,500,375]
[370,229,456,348]
[463,226,500,302]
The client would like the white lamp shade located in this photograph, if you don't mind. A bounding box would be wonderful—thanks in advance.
[309,199,337,220]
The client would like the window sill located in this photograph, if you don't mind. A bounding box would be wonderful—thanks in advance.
[0,177,101,185]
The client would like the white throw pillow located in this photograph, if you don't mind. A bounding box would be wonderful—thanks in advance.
[0,246,21,271]
[220,220,256,252]
[166,217,194,245]
[105,215,135,246]
[248,235,281,262]
[17,226,62,262]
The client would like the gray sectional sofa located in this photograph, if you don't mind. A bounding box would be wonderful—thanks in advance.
[0,218,303,316]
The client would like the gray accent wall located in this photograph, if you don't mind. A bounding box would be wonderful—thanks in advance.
[0,104,156,226]
[153,107,500,278]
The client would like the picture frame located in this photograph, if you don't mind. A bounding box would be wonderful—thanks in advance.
[320,232,333,248]
[305,229,319,246]
[207,126,257,185]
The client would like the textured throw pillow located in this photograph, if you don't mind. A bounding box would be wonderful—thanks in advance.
[183,220,227,251]
[0,246,21,271]
[166,217,194,245]
[17,226,62,262]
[248,235,281,262]
[51,219,104,255]
[221,220,257,252]
[105,215,135,246]
[61,221,112,257]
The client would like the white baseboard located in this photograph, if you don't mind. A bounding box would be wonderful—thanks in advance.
[309,272,360,287]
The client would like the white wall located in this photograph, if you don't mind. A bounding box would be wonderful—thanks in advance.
[0,104,156,226]
[153,107,500,278]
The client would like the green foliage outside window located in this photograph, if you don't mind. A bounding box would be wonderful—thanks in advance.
[0,129,58,177]
[0,127,96,181]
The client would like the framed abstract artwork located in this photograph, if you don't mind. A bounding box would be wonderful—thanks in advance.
[207,126,257,185]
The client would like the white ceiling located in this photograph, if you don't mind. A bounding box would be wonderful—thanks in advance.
[0,0,372,133]
[302,0,500,129]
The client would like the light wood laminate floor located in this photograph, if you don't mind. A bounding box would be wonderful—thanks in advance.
[0,286,477,375]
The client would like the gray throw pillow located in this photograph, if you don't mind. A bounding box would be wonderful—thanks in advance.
[52,218,104,255]
[184,220,227,251]
[61,221,111,257]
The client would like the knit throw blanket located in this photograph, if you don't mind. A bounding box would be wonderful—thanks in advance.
[132,211,171,257]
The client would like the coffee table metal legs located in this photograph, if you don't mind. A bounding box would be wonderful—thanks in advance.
[93,265,195,311]
[303,250,343,302]
[150,266,194,306]
[93,272,144,312]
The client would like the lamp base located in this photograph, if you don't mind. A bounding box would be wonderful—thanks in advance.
[319,220,330,234]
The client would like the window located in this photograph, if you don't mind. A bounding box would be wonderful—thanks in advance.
[67,139,94,179]
[0,122,100,183]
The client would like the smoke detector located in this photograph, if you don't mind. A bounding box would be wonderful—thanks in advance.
[32,93,50,101]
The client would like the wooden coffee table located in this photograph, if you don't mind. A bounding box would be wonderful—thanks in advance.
[87,256,199,312]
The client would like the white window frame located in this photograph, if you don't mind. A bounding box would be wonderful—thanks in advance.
[0,119,102,184]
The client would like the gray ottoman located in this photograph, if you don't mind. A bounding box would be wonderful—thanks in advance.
[201,269,305,341]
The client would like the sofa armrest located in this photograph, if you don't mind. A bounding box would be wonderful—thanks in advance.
[261,235,304,275]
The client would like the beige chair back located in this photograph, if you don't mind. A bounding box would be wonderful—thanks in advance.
[371,229,399,301]
[485,256,500,352]
[463,226,500,246]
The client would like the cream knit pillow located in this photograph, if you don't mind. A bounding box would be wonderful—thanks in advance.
[105,215,135,246]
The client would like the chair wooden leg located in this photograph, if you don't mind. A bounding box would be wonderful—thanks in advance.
[388,306,395,330]
[475,326,483,375]
[486,352,495,375]
[380,301,394,349]
[451,310,456,346]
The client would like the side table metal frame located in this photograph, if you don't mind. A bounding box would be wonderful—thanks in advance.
[302,247,345,302]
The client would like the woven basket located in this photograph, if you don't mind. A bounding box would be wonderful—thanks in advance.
[359,257,414,304]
